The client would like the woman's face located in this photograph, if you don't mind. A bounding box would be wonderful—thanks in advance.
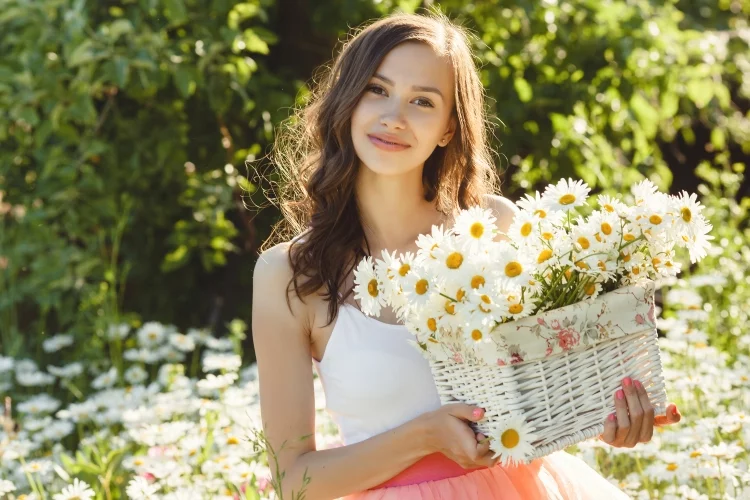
[351,42,456,176]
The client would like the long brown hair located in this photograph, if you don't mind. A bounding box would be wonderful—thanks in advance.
[261,11,501,327]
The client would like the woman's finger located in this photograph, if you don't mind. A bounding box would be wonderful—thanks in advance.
[600,413,617,444]
[634,380,655,442]
[614,388,631,445]
[655,403,682,426]
[621,377,643,447]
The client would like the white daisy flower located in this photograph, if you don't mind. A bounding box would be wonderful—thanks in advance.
[0,480,16,496]
[47,362,83,379]
[137,321,167,348]
[202,352,241,372]
[169,332,196,352]
[353,255,387,317]
[453,206,498,253]
[505,210,540,247]
[489,413,539,466]
[16,370,56,386]
[126,476,161,499]
[52,478,95,500]
[630,179,660,206]
[91,367,118,390]
[16,394,61,415]
[414,223,453,262]
[205,336,234,351]
[596,194,629,216]
[516,191,559,221]
[492,243,534,288]
[677,215,714,264]
[125,365,149,385]
[107,322,130,340]
[42,334,74,353]
[0,354,14,373]
[541,178,591,212]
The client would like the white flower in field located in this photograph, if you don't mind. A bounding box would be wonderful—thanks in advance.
[42,334,74,353]
[125,365,148,385]
[22,458,53,475]
[414,222,453,263]
[0,480,16,496]
[56,400,97,423]
[41,419,75,441]
[227,460,259,486]
[122,454,151,472]
[541,178,590,212]
[22,416,53,432]
[517,191,559,221]
[52,478,95,500]
[399,268,433,309]
[489,413,539,466]
[630,179,659,206]
[92,367,118,390]
[187,327,212,346]
[461,314,495,350]
[679,215,714,264]
[16,369,56,387]
[499,287,536,320]
[353,255,386,317]
[703,441,744,459]
[453,206,498,253]
[15,357,39,373]
[47,362,83,379]
[107,322,130,340]
[596,193,629,216]
[197,372,238,396]
[203,352,241,372]
[124,347,163,364]
[587,210,622,245]
[126,476,161,499]
[137,321,167,348]
[205,336,234,351]
[17,394,61,415]
[0,355,14,373]
[643,451,691,483]
[169,332,196,352]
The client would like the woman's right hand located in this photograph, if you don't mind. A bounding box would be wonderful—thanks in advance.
[419,403,500,470]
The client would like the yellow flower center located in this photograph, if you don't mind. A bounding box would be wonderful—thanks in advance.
[652,257,661,266]
[666,463,678,471]
[505,262,522,278]
[445,301,455,315]
[398,263,410,276]
[577,237,590,250]
[471,275,486,289]
[601,222,612,235]
[509,303,523,314]
[559,194,576,205]
[604,204,614,212]
[446,252,463,269]
[456,288,466,302]
[681,207,692,222]
[649,214,662,225]
[585,284,596,296]
[470,222,484,238]
[690,450,702,458]
[537,249,553,264]
[367,279,379,297]
[542,232,553,240]
[415,279,429,295]
[520,222,532,237]
[624,233,636,242]
[501,428,520,448]
[632,267,641,275]
[564,268,573,280]
[597,260,606,271]
[621,252,631,262]
[575,261,590,270]
[594,233,602,242]
[534,209,547,218]
[227,437,239,445]
[427,318,437,332]
[471,330,483,341]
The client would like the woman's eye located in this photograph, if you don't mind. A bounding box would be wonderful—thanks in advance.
[414,98,434,108]
[366,85,386,95]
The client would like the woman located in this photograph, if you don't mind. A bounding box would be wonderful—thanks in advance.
[252,11,681,499]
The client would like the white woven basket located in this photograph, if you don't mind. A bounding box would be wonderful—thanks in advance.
[422,280,667,460]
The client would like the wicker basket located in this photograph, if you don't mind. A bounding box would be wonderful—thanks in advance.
[422,280,667,460]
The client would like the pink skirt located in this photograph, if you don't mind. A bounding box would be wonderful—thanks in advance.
[343,450,629,499]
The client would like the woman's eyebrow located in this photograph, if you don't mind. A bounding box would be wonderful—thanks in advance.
[373,73,444,99]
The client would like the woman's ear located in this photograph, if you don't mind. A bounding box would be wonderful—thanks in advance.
[439,115,457,147]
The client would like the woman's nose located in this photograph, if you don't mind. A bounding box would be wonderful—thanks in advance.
[380,105,407,129]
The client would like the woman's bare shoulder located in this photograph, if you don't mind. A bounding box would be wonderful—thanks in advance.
[482,194,518,236]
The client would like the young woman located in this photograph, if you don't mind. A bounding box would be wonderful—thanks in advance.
[252,11,681,500]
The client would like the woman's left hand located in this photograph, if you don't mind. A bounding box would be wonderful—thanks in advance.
[599,377,682,448]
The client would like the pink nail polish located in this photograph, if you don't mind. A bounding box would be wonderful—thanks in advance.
[634,380,642,389]
[608,413,616,421]
[623,377,632,387]
[473,408,483,418]
[616,390,624,400]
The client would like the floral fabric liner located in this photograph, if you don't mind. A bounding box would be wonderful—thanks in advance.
[412,280,657,367]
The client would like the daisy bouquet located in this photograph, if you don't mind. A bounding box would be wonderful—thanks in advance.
[352,178,713,466]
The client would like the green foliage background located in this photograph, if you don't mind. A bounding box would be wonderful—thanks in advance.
[1,0,748,362]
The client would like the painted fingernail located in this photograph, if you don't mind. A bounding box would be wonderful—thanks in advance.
[608,413,616,421]
[473,408,483,418]
[616,390,625,400]
[623,377,632,387]
[634,380,642,389]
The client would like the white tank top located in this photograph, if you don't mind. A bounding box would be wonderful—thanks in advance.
[312,300,442,445]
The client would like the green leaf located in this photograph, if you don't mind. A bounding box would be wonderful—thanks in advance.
[163,0,187,24]
[514,77,533,103]
[68,40,104,67]
[660,91,679,118]
[241,29,270,55]
[686,80,713,109]
[629,93,658,139]
[173,65,196,98]
[711,128,726,150]
[108,19,133,40]
[112,56,130,87]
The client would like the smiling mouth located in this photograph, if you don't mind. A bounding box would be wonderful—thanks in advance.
[368,135,411,150]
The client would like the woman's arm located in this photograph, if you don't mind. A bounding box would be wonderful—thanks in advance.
[252,244,433,500]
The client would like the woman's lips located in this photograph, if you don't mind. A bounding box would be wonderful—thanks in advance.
[368,135,411,151]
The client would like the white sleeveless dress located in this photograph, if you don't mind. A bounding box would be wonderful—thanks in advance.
[312,300,631,499]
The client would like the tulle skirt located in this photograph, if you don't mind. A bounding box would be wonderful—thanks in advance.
[343,450,630,499]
